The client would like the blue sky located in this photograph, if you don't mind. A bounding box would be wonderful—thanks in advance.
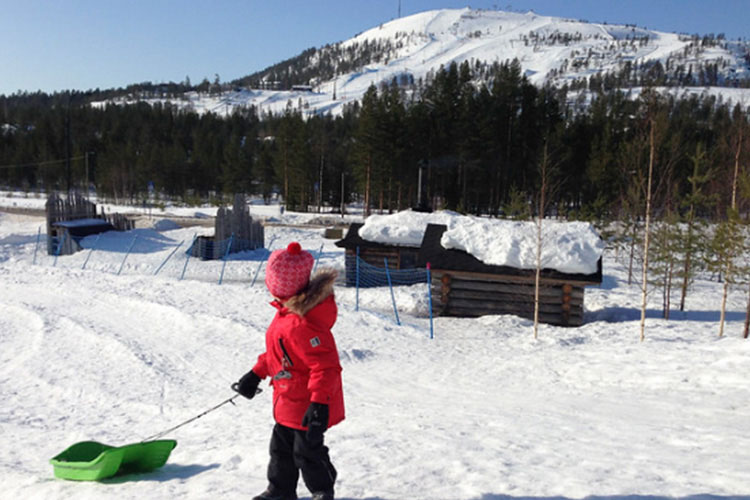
[1,0,748,96]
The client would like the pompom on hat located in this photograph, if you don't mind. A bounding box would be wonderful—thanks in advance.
[265,242,314,299]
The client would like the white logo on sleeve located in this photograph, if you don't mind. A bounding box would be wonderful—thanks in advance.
[310,336,321,348]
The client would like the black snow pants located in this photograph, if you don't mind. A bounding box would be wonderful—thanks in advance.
[266,423,337,495]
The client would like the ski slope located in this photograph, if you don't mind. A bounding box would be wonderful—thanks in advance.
[93,8,750,117]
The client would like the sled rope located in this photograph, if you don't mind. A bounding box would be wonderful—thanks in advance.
[141,388,260,442]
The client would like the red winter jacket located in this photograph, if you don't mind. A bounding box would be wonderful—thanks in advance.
[252,270,345,431]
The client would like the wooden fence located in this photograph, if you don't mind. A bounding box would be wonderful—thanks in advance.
[190,194,264,259]
[45,193,134,255]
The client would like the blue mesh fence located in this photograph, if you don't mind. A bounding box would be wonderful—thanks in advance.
[347,250,432,333]
[30,232,435,336]
[346,253,428,288]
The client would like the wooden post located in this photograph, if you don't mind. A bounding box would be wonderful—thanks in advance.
[440,273,451,305]
[562,283,573,325]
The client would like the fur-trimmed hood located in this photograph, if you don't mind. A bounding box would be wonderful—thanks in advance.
[282,268,338,317]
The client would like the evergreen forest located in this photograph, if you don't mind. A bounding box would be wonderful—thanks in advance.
[1,60,748,225]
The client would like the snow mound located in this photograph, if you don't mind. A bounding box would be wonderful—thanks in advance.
[358,210,461,247]
[358,210,604,274]
[152,219,182,231]
[441,218,604,275]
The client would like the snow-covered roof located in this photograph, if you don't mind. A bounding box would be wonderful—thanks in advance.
[52,218,111,228]
[358,210,461,248]
[358,210,604,275]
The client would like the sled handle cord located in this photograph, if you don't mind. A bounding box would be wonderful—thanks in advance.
[141,388,261,442]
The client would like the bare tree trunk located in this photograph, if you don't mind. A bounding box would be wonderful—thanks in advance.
[534,216,542,339]
[534,144,549,340]
[318,152,324,213]
[744,286,750,339]
[387,175,393,213]
[628,222,636,285]
[679,208,694,311]
[462,162,468,211]
[719,279,729,338]
[364,160,371,217]
[283,148,289,208]
[640,120,656,342]
[731,125,742,210]
[665,256,673,320]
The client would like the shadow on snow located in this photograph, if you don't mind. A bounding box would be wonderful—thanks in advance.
[586,307,746,324]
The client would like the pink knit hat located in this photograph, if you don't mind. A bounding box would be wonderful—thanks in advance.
[265,242,314,299]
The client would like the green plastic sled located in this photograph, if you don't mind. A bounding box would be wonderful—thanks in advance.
[50,439,177,481]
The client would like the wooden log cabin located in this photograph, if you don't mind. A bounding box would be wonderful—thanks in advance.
[335,223,422,287]
[417,224,602,327]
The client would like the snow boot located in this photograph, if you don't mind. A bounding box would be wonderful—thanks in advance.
[251,488,298,500]
[310,491,334,500]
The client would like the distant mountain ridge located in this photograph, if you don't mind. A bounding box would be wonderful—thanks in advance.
[99,8,750,115]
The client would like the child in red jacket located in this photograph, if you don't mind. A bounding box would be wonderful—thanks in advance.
[234,242,344,500]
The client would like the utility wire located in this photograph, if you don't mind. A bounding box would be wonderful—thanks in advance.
[0,155,86,170]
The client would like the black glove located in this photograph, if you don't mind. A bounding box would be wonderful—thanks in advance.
[301,402,329,443]
[233,370,260,399]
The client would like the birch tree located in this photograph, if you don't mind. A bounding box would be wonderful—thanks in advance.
[638,93,678,341]
[533,143,550,339]
[639,112,657,342]
[713,105,747,337]
[533,139,561,339]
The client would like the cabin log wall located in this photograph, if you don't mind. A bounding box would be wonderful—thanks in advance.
[343,246,420,286]
[430,269,586,327]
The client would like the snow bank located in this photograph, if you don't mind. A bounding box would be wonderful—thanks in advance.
[152,219,182,231]
[359,210,604,274]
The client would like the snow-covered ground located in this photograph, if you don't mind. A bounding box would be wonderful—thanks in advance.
[0,190,364,228]
[1,207,749,500]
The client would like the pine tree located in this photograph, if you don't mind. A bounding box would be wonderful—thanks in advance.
[352,85,381,217]
[273,105,309,211]
[617,181,644,286]
[677,142,715,311]
[708,209,744,337]
[649,210,681,319]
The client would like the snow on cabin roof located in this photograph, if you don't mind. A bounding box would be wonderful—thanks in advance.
[52,218,111,228]
[358,210,604,275]
[358,210,461,248]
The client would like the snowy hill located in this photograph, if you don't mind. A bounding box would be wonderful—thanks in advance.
[93,8,750,116]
